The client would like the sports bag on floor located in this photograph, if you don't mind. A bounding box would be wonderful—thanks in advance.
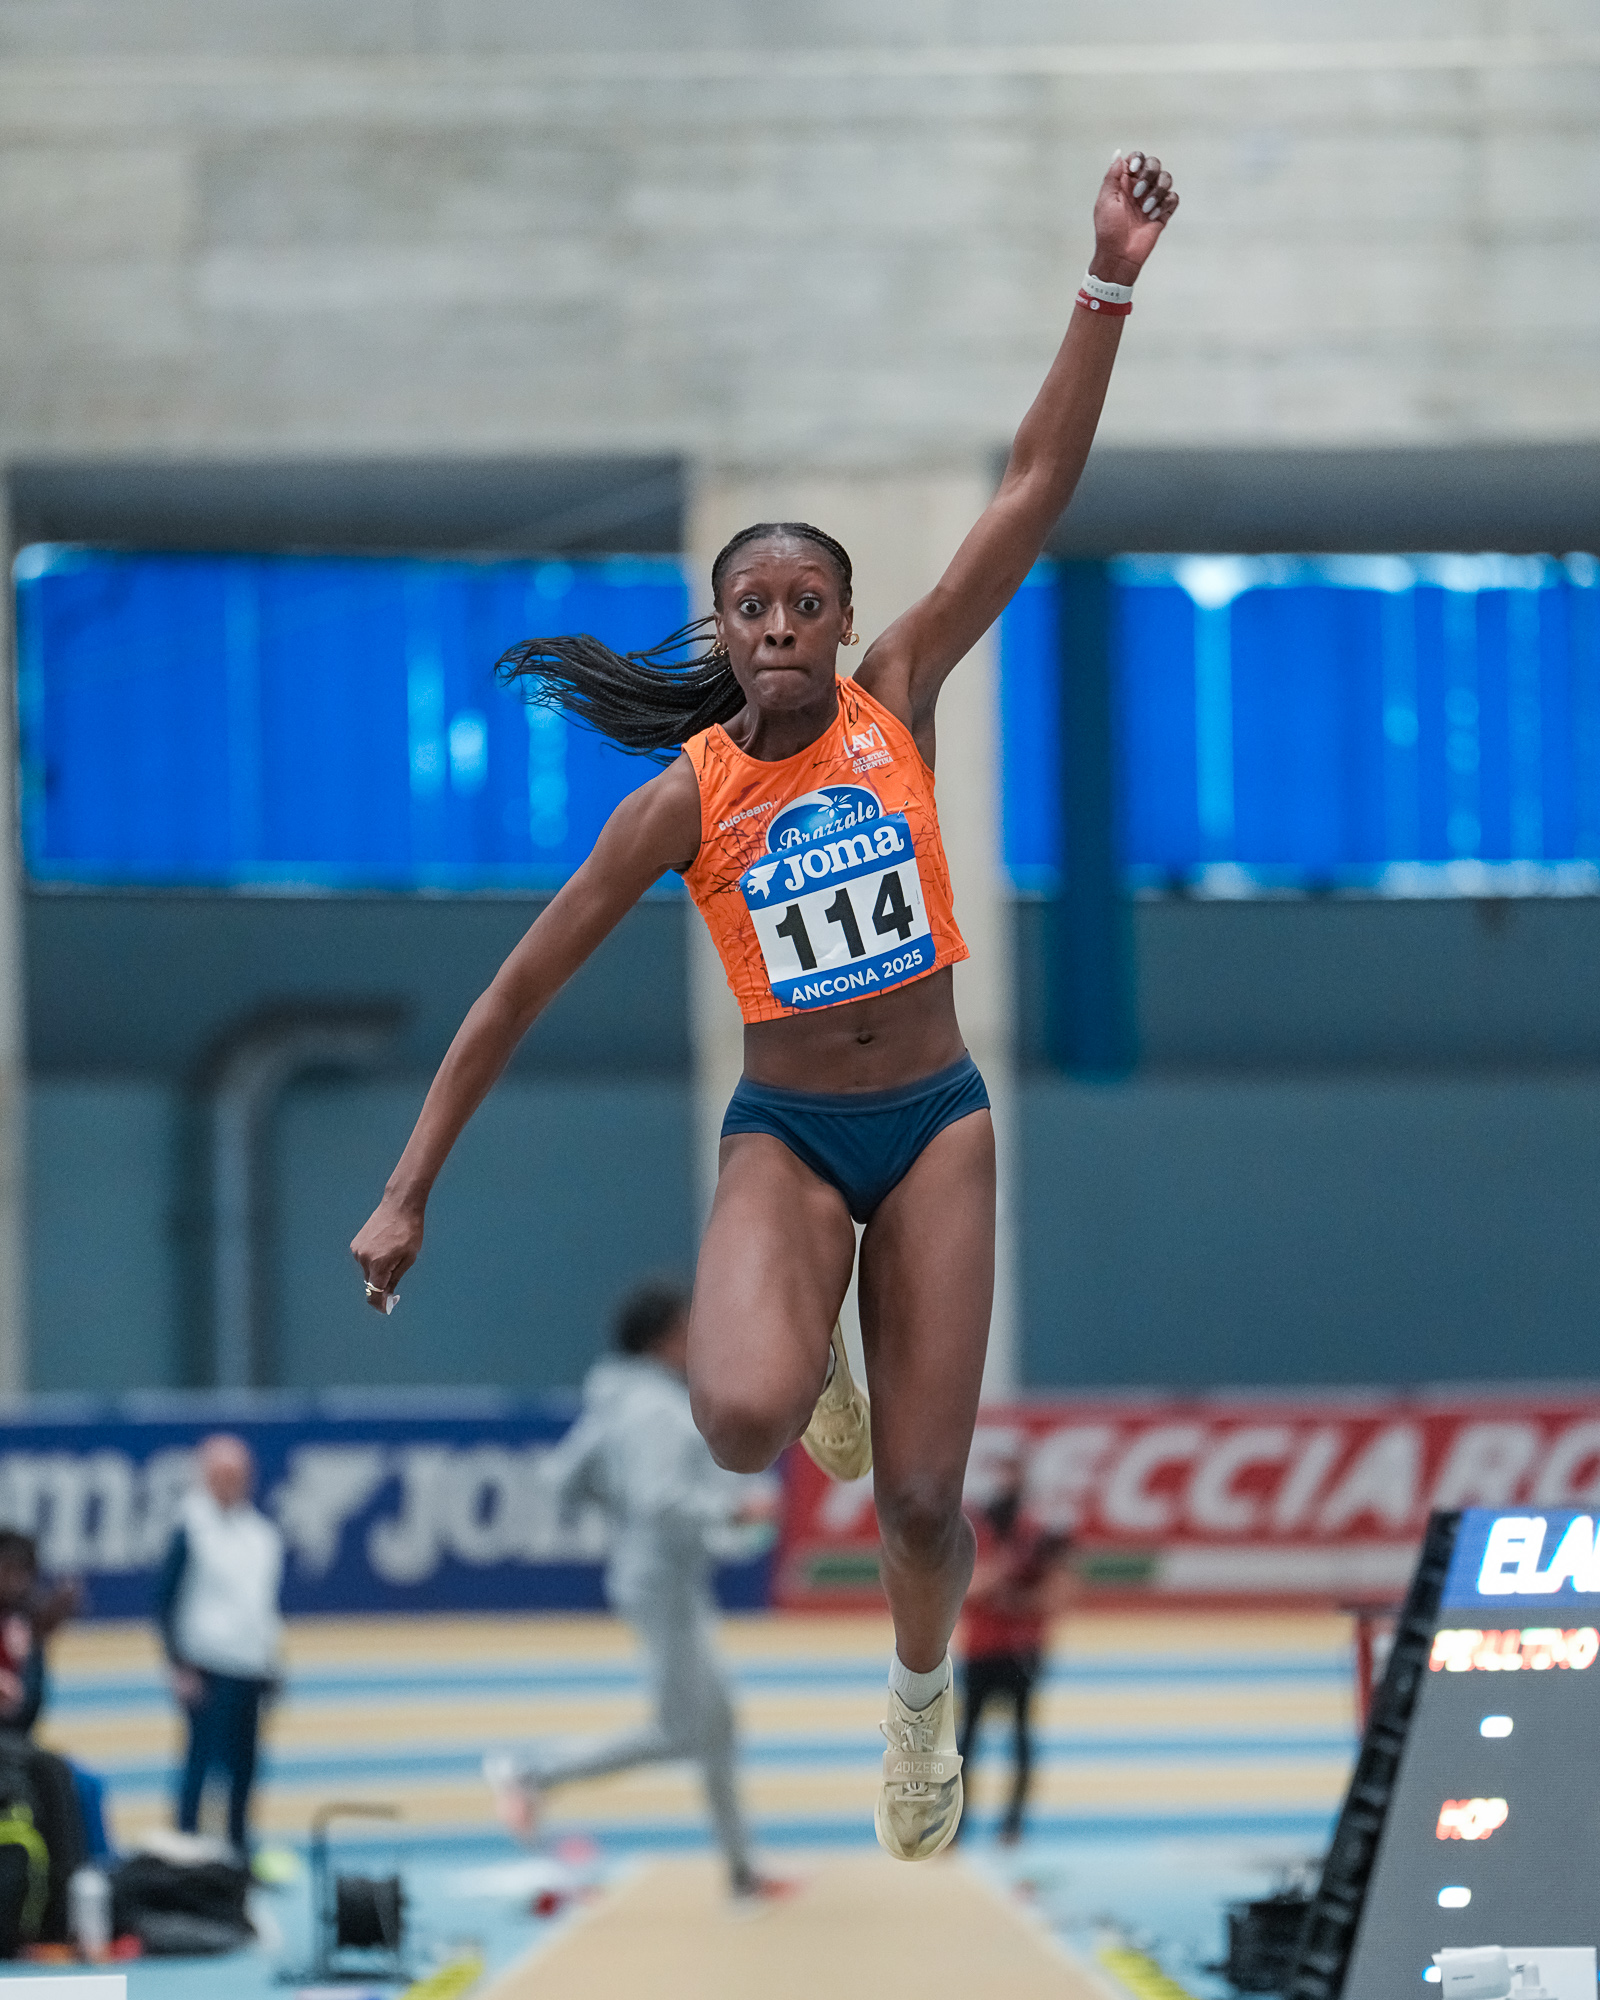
[111,1851,254,1956]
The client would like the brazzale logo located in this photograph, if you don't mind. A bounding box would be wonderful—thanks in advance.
[768,785,879,849]
[745,786,904,903]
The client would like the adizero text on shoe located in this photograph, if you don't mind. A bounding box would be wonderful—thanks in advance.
[875,1671,963,1861]
[801,1322,872,1482]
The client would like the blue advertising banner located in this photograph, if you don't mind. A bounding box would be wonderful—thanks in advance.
[0,1397,774,1620]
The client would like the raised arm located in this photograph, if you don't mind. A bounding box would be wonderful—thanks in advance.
[856,149,1178,747]
[350,754,701,1308]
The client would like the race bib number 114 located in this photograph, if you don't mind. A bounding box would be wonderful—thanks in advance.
[741,809,935,1011]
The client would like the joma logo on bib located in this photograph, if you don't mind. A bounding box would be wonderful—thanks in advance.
[741,785,936,1011]
[747,822,907,900]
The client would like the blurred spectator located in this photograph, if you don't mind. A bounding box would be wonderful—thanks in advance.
[0,1533,110,1865]
[0,1534,95,1947]
[955,1444,1077,1845]
[0,1531,81,1736]
[156,1436,283,1856]
[485,1283,782,1900]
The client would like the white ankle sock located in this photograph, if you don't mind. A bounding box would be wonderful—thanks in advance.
[888,1652,950,1711]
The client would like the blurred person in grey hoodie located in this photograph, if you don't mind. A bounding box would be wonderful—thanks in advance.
[485,1282,782,1899]
[156,1433,284,1856]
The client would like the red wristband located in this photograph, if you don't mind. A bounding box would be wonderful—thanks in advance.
[1076,288,1132,318]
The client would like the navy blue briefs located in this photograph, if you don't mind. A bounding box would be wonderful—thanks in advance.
[720,1053,990,1222]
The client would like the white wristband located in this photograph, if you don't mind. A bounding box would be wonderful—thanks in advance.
[1080,272,1134,305]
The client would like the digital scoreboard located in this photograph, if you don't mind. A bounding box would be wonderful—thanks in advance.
[1323,1509,1600,1997]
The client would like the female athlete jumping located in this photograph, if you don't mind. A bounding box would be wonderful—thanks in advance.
[353,149,1178,1859]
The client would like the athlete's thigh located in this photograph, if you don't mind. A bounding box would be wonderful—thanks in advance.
[689,1132,855,1427]
[857,1110,996,1497]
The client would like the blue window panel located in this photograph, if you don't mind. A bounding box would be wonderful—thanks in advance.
[1116,581,1200,879]
[999,554,1600,894]
[1229,585,1371,873]
[26,547,1600,900]
[15,549,688,892]
[1538,584,1577,862]
[1476,589,1514,860]
[1331,586,1390,869]
[1524,578,1570,863]
[1571,566,1600,858]
[997,564,1060,893]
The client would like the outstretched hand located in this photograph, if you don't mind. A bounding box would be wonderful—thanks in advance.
[1091,149,1179,287]
[351,1194,423,1314]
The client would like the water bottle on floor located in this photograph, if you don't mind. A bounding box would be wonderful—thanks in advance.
[68,1864,112,1960]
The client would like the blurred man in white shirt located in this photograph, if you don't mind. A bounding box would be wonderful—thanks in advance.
[156,1434,283,1855]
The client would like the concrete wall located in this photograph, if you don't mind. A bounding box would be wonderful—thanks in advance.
[0,8,1594,465]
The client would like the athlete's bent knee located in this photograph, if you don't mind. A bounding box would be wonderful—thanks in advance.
[875,1473,967,1571]
[691,1384,794,1474]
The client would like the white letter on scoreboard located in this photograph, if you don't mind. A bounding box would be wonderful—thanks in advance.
[1477,1516,1548,1595]
[1525,1513,1599,1595]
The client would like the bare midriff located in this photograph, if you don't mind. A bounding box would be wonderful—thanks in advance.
[740,965,967,1094]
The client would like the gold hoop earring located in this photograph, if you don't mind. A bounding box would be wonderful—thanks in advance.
[709,642,729,664]
[843,631,861,647]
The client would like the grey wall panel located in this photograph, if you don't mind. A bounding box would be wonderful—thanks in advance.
[25,891,690,1080]
[9,456,684,557]
[1048,443,1600,558]
[270,1075,697,1392]
[24,1070,698,1395]
[1019,1072,1600,1389]
[27,1079,178,1391]
[1134,898,1600,1074]
[1014,897,1600,1075]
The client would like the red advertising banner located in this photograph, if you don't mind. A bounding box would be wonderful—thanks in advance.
[775,1389,1600,1608]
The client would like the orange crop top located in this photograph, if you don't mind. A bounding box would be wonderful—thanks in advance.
[681,679,969,1025]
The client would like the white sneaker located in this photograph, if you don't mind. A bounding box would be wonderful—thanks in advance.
[874,1665,963,1861]
[483,1752,543,1846]
[800,1322,872,1481]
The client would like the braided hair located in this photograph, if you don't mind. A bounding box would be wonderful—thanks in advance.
[495,522,853,758]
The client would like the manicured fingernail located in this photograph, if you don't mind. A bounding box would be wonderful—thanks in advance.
[1142,196,1158,215]
[1129,155,1143,171]
[1133,180,1148,197]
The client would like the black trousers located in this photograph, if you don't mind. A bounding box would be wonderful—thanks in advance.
[957,1650,1038,1838]
[177,1672,267,1851]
